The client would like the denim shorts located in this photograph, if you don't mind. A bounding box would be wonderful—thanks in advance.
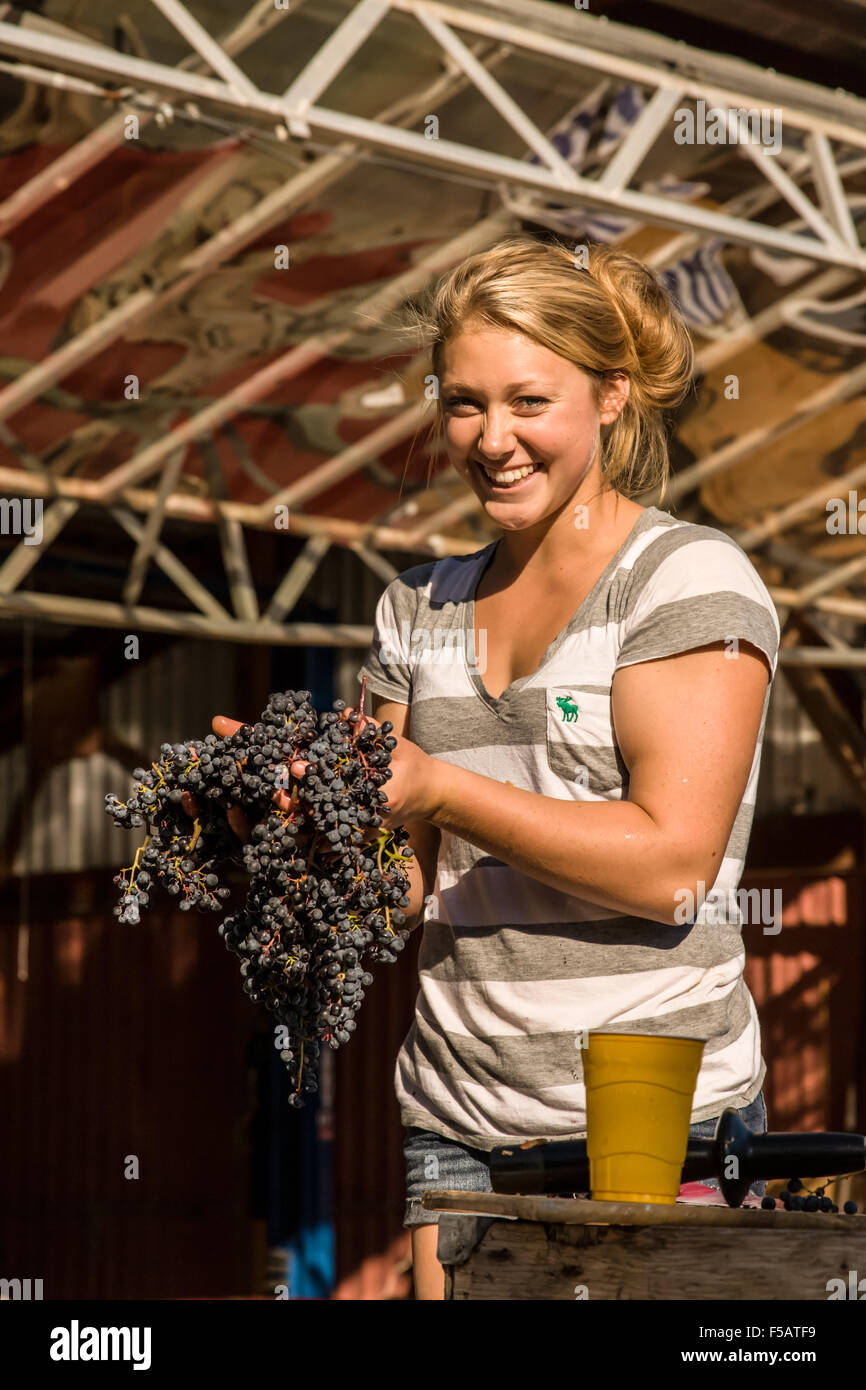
[403,1089,768,1226]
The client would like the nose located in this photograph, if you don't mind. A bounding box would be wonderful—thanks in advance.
[476,408,516,461]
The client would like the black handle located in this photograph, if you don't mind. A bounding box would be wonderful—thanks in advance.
[489,1112,866,1207]
[489,1138,715,1194]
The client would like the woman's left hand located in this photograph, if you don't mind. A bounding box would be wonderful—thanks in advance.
[282,707,442,831]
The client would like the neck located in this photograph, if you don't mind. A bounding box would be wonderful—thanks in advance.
[494,486,640,583]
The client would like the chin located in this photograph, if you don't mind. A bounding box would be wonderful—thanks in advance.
[483,499,548,527]
[498,509,546,526]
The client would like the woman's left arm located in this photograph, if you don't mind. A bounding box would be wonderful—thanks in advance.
[388,639,771,928]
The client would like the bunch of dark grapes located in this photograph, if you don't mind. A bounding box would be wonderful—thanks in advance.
[105,684,414,1106]
[761,1177,859,1214]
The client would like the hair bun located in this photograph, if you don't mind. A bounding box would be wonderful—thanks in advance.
[586,243,693,412]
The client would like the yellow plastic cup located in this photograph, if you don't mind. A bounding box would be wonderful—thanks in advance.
[584,1032,705,1204]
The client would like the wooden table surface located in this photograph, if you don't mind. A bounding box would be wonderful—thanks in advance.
[422,1191,866,1300]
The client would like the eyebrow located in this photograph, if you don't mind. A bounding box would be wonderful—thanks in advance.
[442,380,550,393]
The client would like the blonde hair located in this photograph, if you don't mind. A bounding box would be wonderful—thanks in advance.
[400,234,695,506]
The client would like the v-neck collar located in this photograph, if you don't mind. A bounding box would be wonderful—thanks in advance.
[464,505,659,716]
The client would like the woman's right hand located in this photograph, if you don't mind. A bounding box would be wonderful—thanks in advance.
[180,712,396,850]
[180,714,299,842]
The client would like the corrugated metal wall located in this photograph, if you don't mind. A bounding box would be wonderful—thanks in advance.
[2,637,238,875]
[1,632,275,1297]
[330,930,420,1300]
[0,878,256,1297]
[742,867,866,1135]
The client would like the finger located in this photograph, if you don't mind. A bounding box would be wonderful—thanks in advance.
[227,804,250,840]
[181,791,197,817]
[341,706,377,734]
[213,715,244,737]
[290,759,308,777]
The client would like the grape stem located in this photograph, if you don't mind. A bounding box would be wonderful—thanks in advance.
[376,830,388,875]
[123,835,151,890]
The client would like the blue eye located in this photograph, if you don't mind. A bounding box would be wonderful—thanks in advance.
[444,395,548,409]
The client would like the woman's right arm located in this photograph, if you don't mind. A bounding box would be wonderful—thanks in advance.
[371,693,441,932]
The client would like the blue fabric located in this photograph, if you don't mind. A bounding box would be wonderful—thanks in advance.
[283,1222,335,1299]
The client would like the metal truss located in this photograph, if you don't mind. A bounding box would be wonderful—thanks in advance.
[0,0,863,667]
[0,0,863,266]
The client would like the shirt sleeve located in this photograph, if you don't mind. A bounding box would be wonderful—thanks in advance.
[355,576,415,705]
[614,532,781,682]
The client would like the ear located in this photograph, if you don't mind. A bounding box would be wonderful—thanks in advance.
[598,371,630,425]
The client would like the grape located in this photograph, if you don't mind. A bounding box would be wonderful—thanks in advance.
[777,1179,860,1216]
[105,684,415,1105]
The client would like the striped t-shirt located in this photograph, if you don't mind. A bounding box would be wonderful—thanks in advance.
[356,504,781,1150]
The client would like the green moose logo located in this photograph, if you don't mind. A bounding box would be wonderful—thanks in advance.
[555,694,580,722]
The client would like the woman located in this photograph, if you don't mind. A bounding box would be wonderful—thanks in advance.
[352,235,780,1299]
[207,235,780,1300]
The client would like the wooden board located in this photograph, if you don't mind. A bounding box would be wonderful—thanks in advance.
[424,1192,866,1301]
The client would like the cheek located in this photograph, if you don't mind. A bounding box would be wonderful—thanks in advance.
[542,411,593,445]
[545,418,599,466]
[524,410,591,456]
[444,415,472,440]
[443,419,476,462]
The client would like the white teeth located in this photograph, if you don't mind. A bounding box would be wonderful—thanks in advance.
[482,462,539,485]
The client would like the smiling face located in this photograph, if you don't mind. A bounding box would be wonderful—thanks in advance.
[440,324,629,536]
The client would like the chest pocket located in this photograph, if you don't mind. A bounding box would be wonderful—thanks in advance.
[545,683,616,792]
